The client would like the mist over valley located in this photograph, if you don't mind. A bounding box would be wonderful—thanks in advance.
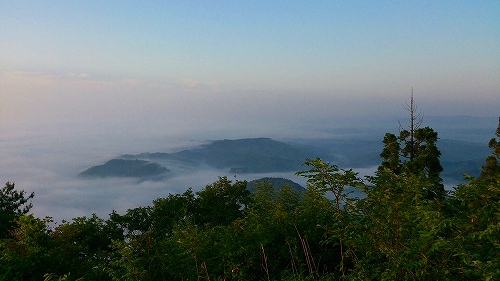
[1,115,496,223]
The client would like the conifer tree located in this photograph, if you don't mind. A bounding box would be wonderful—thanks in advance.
[378,90,444,199]
[479,117,500,179]
[0,182,35,238]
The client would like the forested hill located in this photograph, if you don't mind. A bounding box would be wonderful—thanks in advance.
[79,159,172,180]
[174,138,311,173]
[80,137,490,183]
[247,177,305,193]
[80,138,311,178]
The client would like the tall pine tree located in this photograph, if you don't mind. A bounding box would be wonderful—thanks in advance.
[479,117,500,179]
[378,90,444,199]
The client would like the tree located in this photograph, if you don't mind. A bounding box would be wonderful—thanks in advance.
[0,182,35,238]
[449,175,500,279]
[0,215,52,281]
[107,177,252,280]
[109,206,153,238]
[352,171,452,279]
[480,117,500,179]
[296,157,361,277]
[399,89,423,163]
[193,176,250,226]
[379,133,401,174]
[49,214,121,280]
[406,126,444,198]
[378,92,444,199]
[151,188,196,237]
[446,117,500,279]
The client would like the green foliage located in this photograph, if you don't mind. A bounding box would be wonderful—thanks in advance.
[49,214,121,280]
[194,176,251,226]
[0,213,121,281]
[352,172,452,279]
[480,117,500,179]
[296,157,362,277]
[0,215,52,281]
[0,182,34,238]
[43,273,83,281]
[150,188,195,237]
[379,126,445,199]
[109,205,153,238]
[380,132,401,173]
[448,175,500,279]
[106,177,255,280]
[296,157,361,207]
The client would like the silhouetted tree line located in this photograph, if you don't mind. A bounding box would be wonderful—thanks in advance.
[1,117,499,280]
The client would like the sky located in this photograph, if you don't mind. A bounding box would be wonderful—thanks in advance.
[0,1,499,221]
[1,1,499,130]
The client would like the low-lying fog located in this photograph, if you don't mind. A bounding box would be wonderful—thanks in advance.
[1,116,496,223]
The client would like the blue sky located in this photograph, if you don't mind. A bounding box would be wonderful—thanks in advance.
[1,1,499,131]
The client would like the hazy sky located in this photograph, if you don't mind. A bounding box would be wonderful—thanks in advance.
[1,1,499,131]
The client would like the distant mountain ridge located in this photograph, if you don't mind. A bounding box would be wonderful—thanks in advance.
[80,138,311,179]
[80,159,172,180]
[80,137,491,183]
[247,177,305,193]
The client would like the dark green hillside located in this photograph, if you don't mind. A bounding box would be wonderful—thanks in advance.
[177,138,311,173]
[247,177,304,193]
[83,138,313,178]
[80,159,170,179]
[439,139,491,162]
[121,152,201,168]
[290,138,383,167]
[81,137,492,182]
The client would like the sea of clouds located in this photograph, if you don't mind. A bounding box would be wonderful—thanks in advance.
[1,115,496,223]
